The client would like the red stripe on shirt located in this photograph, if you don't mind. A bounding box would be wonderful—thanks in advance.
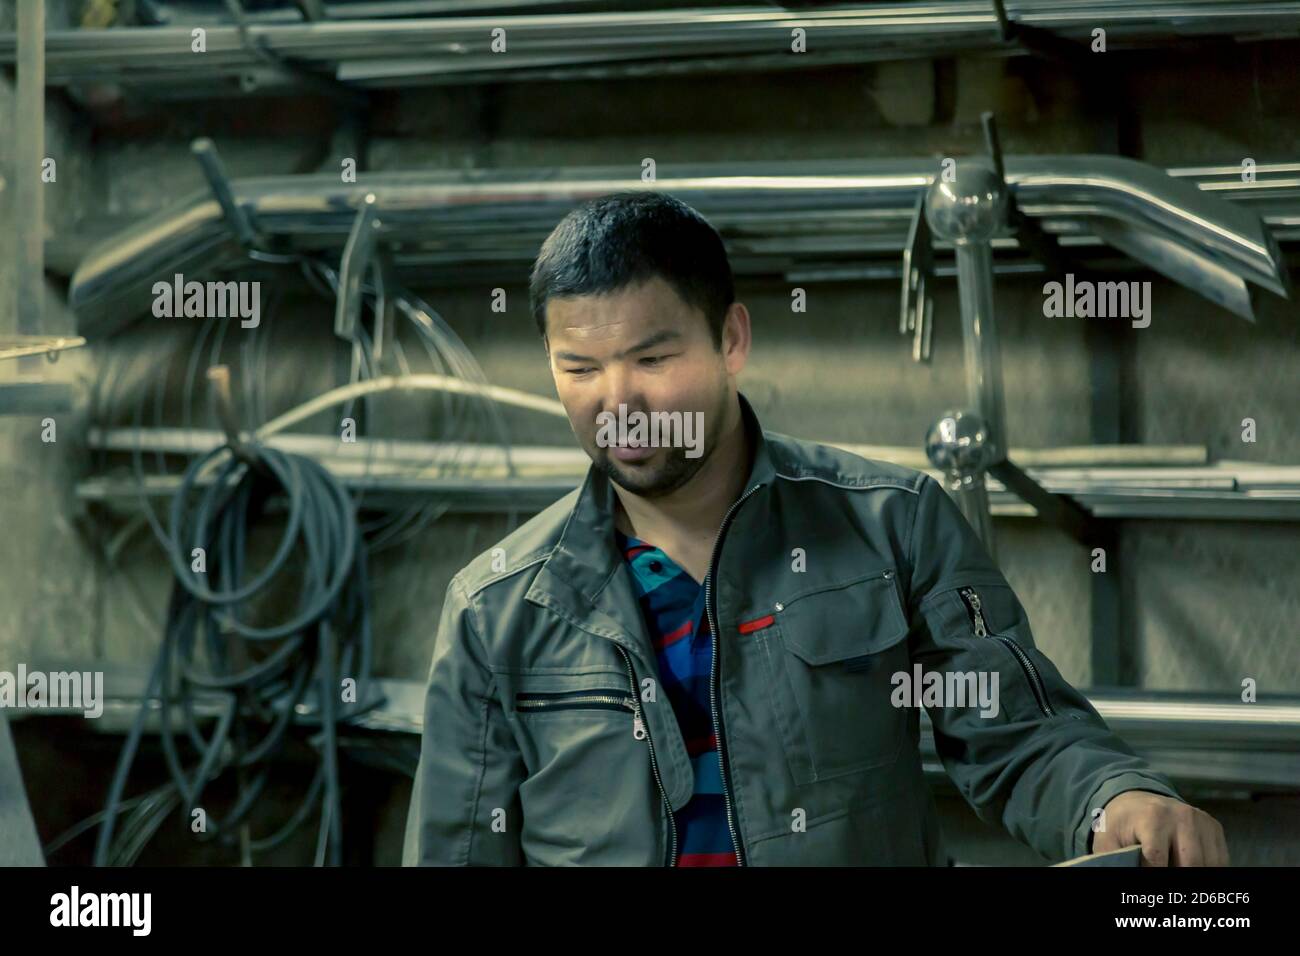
[654,617,693,649]
[684,733,718,757]
[677,852,739,867]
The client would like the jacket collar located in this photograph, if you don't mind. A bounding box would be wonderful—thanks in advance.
[526,392,773,653]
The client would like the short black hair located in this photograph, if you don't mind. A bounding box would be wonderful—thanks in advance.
[529,191,734,348]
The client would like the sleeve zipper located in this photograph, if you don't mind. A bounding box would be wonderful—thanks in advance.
[957,587,1057,718]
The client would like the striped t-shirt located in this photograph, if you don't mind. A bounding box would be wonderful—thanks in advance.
[617,530,738,867]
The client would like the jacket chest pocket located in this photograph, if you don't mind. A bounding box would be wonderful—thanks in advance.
[756,568,911,786]
[508,675,649,774]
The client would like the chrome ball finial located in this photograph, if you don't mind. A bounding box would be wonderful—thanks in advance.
[925,409,994,476]
[923,162,1008,243]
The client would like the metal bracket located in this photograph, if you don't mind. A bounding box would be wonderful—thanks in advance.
[334,193,381,343]
[206,365,268,476]
[901,114,1081,368]
[0,335,86,363]
[223,0,368,107]
[981,112,1075,278]
[900,193,935,363]
[988,458,1096,546]
[192,137,264,250]
[295,0,327,21]
[372,249,397,369]
[992,0,1092,65]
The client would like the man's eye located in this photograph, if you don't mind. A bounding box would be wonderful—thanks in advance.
[639,355,669,367]
[565,367,594,376]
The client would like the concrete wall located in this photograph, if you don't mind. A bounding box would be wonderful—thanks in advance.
[4,20,1298,865]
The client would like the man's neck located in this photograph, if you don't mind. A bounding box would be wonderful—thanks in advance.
[612,396,751,574]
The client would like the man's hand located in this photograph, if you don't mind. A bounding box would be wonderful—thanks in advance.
[1093,790,1229,866]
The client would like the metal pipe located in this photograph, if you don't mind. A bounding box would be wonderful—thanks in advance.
[72,465,1300,521]
[0,335,86,363]
[15,0,45,377]
[925,162,1010,463]
[957,244,1008,454]
[6,3,1300,92]
[85,429,1217,471]
[1081,691,1300,752]
[66,155,1291,339]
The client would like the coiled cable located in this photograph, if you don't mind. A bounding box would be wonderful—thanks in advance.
[94,438,370,866]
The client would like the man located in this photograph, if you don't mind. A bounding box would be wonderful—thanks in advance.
[403,191,1228,867]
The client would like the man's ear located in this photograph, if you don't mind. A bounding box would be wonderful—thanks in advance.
[722,302,751,377]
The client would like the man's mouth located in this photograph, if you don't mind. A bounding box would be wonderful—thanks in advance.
[609,443,655,463]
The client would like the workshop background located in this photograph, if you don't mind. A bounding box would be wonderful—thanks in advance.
[1,0,1298,866]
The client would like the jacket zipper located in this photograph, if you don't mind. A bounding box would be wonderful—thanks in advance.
[515,689,639,714]
[704,481,765,867]
[614,643,677,867]
[957,587,1056,718]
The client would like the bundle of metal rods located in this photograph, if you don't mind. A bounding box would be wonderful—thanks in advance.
[3,2,1300,92]
[67,156,1296,338]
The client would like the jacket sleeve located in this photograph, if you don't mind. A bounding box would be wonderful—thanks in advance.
[904,474,1185,862]
[402,575,527,866]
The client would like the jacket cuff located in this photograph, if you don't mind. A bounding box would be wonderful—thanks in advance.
[1071,771,1185,858]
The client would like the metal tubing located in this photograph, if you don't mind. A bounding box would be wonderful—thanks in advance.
[6,4,1300,93]
[954,243,1008,460]
[925,163,1011,463]
[1085,216,1257,320]
[15,0,45,376]
[66,155,1292,339]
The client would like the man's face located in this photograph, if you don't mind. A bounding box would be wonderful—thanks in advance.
[545,276,737,498]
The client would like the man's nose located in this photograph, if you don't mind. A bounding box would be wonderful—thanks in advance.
[599,364,643,415]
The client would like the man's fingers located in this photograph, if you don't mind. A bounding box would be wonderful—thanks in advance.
[1170,803,1204,866]
[1136,818,1172,867]
[1091,824,1119,854]
[1206,822,1227,868]
[1200,820,1221,867]
[1170,805,1231,866]
[1204,815,1230,866]
[1171,829,1204,867]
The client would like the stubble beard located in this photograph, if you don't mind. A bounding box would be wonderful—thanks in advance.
[586,394,731,499]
